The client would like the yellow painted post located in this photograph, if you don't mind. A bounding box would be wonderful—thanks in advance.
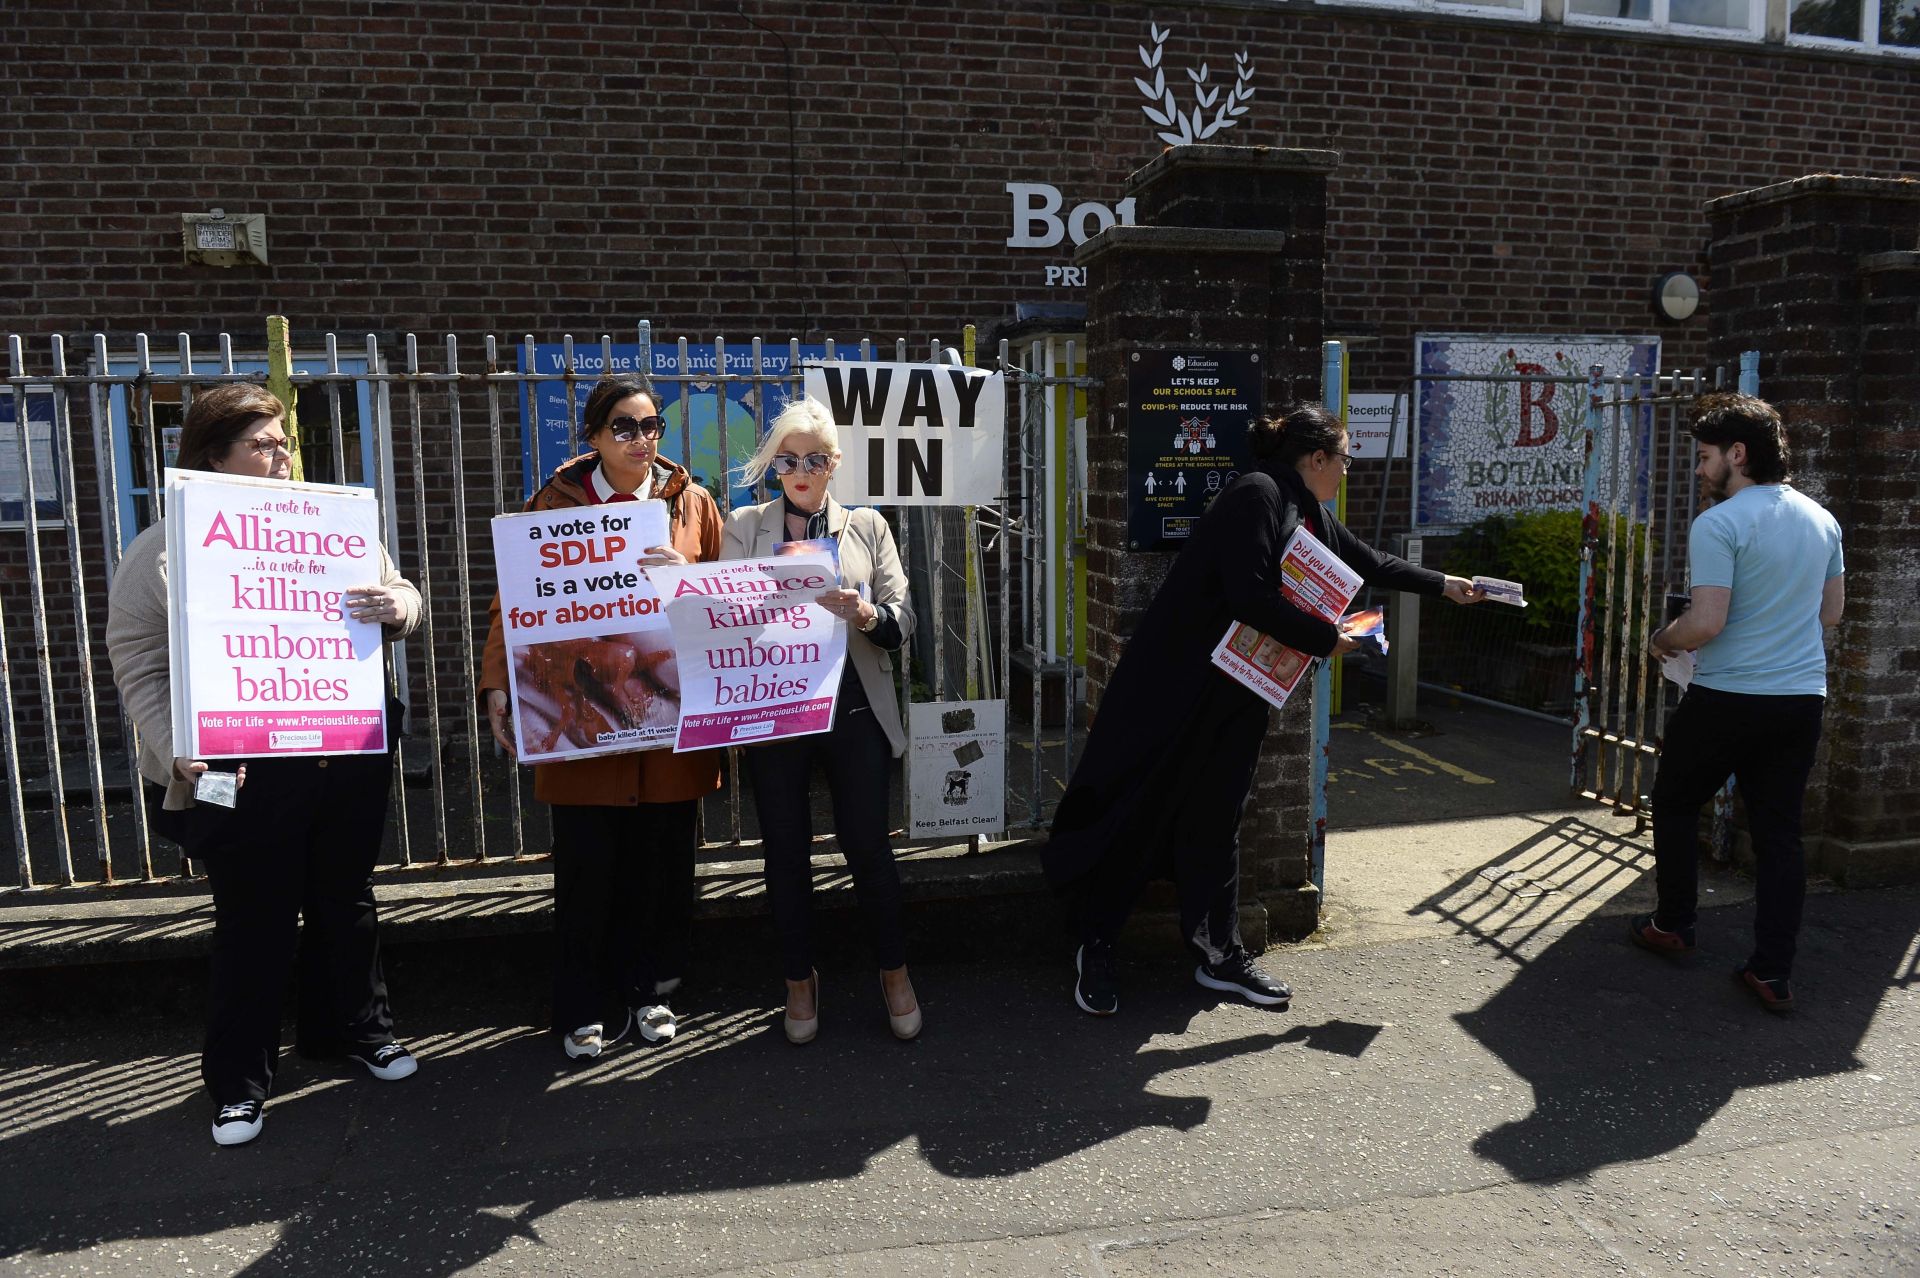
[265,315,303,481]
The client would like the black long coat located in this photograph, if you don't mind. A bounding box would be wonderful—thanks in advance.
[1044,463,1445,887]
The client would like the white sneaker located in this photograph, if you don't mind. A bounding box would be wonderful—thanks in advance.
[636,1004,677,1044]
[211,1099,264,1146]
[563,1023,604,1060]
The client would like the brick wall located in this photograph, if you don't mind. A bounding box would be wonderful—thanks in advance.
[1705,175,1920,883]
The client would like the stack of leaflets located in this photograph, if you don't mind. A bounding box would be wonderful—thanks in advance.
[1209,526,1361,710]
[1473,575,1528,607]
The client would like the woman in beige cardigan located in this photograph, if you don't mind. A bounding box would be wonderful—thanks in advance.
[105,384,421,1148]
[722,397,920,1044]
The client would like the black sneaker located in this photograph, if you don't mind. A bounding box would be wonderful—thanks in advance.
[1735,965,1795,1014]
[348,1042,418,1081]
[211,1099,264,1147]
[1196,950,1292,1007]
[1074,941,1119,1016]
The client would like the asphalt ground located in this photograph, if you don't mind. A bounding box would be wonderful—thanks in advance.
[0,867,1914,1276]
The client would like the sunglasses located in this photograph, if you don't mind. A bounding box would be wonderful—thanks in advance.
[769,452,833,477]
[603,415,667,443]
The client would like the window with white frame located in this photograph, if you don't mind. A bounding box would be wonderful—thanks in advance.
[1789,0,1920,52]
[1565,0,1764,37]
[1314,0,1540,20]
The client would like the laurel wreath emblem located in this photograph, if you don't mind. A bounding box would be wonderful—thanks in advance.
[1135,22,1255,146]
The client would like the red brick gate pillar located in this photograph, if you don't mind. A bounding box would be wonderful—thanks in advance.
[1075,145,1337,941]
[1704,175,1920,884]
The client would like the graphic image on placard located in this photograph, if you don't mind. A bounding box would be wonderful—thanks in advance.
[1414,335,1659,529]
[1127,350,1260,550]
[511,633,679,756]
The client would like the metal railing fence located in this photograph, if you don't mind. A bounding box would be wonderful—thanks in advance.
[0,323,1090,891]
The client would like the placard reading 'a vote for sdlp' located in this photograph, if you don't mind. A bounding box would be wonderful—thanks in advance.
[643,553,848,752]
[803,360,1006,506]
[1126,349,1262,551]
[491,501,678,764]
[165,469,388,759]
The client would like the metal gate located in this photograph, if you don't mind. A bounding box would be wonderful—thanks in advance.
[1572,355,1758,833]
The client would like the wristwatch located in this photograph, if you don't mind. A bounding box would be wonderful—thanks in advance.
[859,607,881,634]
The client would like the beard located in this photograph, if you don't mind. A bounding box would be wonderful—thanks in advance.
[1700,461,1732,503]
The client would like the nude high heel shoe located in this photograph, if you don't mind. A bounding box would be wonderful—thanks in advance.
[882,969,921,1041]
[783,970,819,1045]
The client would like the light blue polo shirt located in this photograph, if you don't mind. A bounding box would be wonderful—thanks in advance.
[1690,484,1844,697]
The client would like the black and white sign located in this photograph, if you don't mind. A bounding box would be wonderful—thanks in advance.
[803,361,1005,507]
[908,700,1006,838]
[1345,394,1409,461]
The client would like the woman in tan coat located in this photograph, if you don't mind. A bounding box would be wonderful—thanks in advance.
[722,397,920,1044]
[481,374,723,1060]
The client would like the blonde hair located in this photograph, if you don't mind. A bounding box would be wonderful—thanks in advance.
[736,396,842,488]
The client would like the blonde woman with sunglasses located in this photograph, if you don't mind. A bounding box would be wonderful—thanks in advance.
[723,397,920,1044]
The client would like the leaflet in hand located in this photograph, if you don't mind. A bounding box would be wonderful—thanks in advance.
[1473,575,1528,608]
[1340,606,1388,656]
[1209,525,1361,711]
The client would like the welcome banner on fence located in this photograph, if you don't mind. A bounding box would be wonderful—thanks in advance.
[644,553,847,752]
[166,469,388,758]
[490,501,679,764]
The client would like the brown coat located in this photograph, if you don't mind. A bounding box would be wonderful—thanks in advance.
[480,453,724,806]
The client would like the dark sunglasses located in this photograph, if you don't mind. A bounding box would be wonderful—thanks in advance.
[769,452,833,477]
[603,415,667,443]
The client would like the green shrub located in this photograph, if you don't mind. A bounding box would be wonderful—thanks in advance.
[1445,510,1650,634]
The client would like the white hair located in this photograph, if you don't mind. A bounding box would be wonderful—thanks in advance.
[736,396,842,489]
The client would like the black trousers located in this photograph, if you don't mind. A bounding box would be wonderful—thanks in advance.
[1076,681,1266,967]
[184,752,396,1106]
[745,678,906,982]
[1650,684,1825,979]
[548,799,697,1034]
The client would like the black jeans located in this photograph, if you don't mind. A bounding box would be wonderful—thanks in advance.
[745,679,906,982]
[1650,684,1825,978]
[548,799,698,1034]
[185,752,396,1106]
[1077,682,1266,967]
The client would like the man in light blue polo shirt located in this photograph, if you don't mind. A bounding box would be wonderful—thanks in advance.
[1630,393,1844,1014]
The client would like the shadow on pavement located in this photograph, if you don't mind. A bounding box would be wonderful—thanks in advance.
[1429,820,1920,1183]
[0,937,1376,1275]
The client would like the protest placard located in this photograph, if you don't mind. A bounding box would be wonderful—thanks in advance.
[165,469,388,758]
[1209,525,1362,711]
[490,501,678,763]
[644,552,848,751]
[801,360,1005,506]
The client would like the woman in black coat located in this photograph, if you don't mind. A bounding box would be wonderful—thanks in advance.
[1045,404,1484,1017]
